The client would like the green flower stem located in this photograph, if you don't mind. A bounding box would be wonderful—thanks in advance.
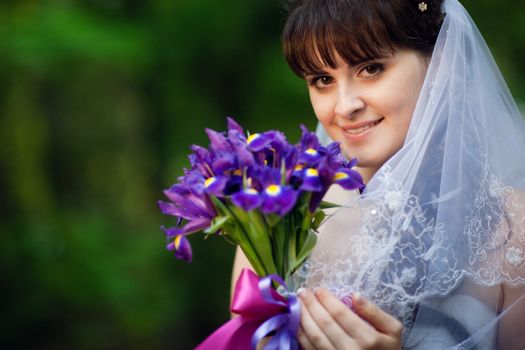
[294,230,316,272]
[285,214,297,279]
[234,226,267,277]
[211,197,267,276]
[280,214,291,278]
[299,209,313,250]
[232,206,278,276]
[271,219,284,278]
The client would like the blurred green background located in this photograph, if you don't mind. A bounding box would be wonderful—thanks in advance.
[0,1,523,349]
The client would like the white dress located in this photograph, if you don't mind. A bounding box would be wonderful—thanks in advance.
[405,295,497,349]
[310,186,498,349]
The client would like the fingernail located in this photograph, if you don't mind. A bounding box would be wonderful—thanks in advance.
[342,295,353,309]
[353,292,366,307]
[296,288,307,298]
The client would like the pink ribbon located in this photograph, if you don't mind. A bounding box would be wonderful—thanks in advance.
[195,268,299,350]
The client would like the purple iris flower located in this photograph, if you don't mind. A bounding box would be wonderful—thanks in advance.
[211,151,236,173]
[307,156,343,212]
[239,166,299,215]
[189,145,213,177]
[326,141,342,157]
[261,184,298,216]
[247,132,273,152]
[231,188,263,211]
[159,185,212,221]
[247,166,280,191]
[180,169,207,194]
[227,117,244,135]
[163,227,193,262]
[334,168,365,191]
[223,174,243,195]
[299,125,320,149]
[227,127,254,168]
[206,128,230,153]
[297,126,326,166]
[203,175,228,196]
[158,118,365,265]
[265,130,289,153]
[300,168,324,192]
[158,182,218,262]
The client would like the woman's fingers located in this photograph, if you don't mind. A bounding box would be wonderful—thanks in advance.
[298,288,403,350]
[299,288,358,350]
[297,326,316,350]
[312,289,403,349]
[351,293,403,337]
[314,288,379,346]
[298,294,336,349]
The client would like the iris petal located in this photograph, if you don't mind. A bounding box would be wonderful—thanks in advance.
[204,176,227,196]
[334,169,365,190]
[206,128,230,152]
[261,185,298,215]
[167,234,193,262]
[231,188,263,211]
[212,152,236,173]
[227,117,244,135]
[247,133,272,152]
[300,168,323,192]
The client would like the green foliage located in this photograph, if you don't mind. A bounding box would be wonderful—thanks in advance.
[0,0,523,349]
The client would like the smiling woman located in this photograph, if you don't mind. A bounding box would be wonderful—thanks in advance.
[282,0,441,184]
[231,0,525,349]
[303,50,429,182]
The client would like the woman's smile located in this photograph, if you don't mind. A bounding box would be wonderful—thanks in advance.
[339,117,384,142]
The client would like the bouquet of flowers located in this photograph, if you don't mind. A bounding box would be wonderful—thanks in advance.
[158,118,363,349]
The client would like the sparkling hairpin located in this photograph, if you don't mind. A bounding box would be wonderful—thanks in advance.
[418,1,428,12]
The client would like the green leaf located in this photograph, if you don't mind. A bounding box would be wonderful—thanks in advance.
[293,231,317,272]
[204,215,231,234]
[265,213,282,227]
[285,220,297,279]
[312,210,326,231]
[319,200,341,209]
[229,205,277,276]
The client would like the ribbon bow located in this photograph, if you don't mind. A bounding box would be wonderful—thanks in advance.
[195,268,300,350]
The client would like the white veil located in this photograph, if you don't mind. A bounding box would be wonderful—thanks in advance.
[295,0,525,348]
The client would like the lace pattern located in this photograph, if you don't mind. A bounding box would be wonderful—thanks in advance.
[291,162,525,327]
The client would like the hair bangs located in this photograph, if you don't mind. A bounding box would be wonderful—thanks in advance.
[283,1,397,77]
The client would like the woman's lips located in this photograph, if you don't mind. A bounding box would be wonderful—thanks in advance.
[340,118,384,141]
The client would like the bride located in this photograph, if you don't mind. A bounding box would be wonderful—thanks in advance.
[232,0,525,348]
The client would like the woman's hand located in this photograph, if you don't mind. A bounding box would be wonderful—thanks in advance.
[297,288,403,350]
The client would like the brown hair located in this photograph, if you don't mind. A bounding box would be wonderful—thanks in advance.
[282,0,445,76]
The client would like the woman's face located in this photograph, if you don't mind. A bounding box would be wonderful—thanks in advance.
[305,49,429,182]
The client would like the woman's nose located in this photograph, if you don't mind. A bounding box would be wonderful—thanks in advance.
[334,85,365,119]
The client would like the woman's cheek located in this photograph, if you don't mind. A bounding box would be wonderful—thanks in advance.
[311,97,335,126]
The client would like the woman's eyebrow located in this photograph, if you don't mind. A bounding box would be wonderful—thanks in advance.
[352,57,387,65]
[302,70,329,77]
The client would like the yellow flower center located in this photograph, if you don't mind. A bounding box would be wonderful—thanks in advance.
[246,188,259,195]
[305,148,318,156]
[247,133,260,144]
[294,164,304,171]
[174,235,182,249]
[265,184,281,196]
[204,177,216,188]
[334,172,349,181]
[233,169,242,176]
[306,168,319,177]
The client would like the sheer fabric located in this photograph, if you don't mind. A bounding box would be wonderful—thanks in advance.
[295,1,525,348]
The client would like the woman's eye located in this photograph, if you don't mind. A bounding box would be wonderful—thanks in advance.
[310,76,334,88]
[359,63,384,78]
